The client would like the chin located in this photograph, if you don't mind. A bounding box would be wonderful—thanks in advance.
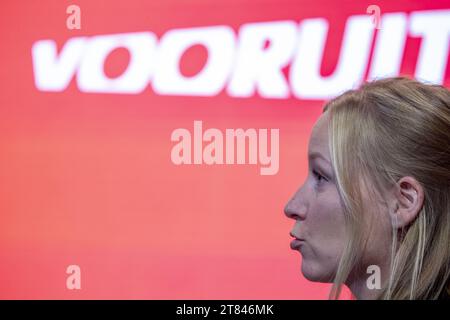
[301,259,335,283]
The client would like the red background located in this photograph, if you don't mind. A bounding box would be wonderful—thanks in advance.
[0,0,449,299]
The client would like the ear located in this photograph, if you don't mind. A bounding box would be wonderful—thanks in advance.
[389,176,424,229]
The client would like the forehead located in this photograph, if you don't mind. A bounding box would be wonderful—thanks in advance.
[308,113,330,157]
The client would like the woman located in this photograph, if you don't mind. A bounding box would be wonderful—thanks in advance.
[284,77,450,300]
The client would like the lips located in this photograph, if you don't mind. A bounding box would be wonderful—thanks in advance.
[289,232,305,250]
[290,239,304,250]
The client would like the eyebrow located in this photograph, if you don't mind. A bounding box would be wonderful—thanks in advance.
[308,151,331,165]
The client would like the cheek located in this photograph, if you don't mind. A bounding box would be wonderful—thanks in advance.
[300,198,346,282]
[304,190,346,262]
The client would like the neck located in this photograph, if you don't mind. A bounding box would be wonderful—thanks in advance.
[346,262,390,300]
[347,276,383,300]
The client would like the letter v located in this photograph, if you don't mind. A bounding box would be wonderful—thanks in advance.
[32,37,87,91]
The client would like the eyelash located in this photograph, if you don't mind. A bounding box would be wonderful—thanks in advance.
[312,169,327,185]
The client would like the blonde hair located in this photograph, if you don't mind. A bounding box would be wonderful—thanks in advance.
[323,77,450,300]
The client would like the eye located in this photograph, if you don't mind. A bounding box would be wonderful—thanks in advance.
[312,169,327,185]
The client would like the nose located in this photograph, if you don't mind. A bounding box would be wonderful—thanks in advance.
[284,192,307,220]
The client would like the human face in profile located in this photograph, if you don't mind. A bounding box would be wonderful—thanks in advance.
[284,112,347,282]
[284,112,394,299]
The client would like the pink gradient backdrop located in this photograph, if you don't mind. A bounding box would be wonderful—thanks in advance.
[0,0,449,299]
